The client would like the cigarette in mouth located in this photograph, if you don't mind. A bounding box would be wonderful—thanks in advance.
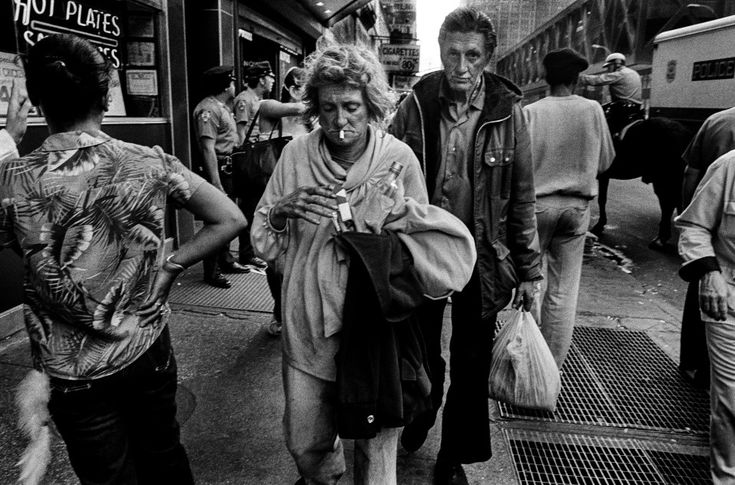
[339,129,345,140]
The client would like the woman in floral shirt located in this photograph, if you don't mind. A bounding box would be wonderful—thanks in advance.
[1,34,247,484]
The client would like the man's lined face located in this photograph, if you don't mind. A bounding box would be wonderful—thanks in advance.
[440,31,491,97]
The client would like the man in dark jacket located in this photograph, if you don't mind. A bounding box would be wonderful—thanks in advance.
[390,7,541,484]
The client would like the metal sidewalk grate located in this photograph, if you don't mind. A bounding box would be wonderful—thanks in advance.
[504,429,710,485]
[497,326,710,433]
[168,268,273,313]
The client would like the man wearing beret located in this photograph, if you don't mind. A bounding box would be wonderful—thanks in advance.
[523,48,615,368]
[193,65,250,288]
[233,60,274,271]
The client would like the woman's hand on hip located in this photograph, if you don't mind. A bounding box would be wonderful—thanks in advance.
[137,270,177,327]
[271,186,338,226]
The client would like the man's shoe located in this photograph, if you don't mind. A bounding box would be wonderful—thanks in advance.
[434,457,468,485]
[401,422,429,453]
[243,256,268,270]
[204,274,232,289]
[220,261,250,274]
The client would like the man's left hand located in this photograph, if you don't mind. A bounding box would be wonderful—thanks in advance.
[512,280,538,312]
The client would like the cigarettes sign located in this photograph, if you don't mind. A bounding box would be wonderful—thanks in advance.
[379,44,420,73]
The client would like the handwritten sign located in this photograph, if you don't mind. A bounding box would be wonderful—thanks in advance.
[379,44,420,73]
[12,0,123,67]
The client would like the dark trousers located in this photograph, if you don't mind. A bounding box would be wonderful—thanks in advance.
[238,185,265,264]
[266,266,283,323]
[412,271,495,464]
[680,280,711,387]
[49,327,194,485]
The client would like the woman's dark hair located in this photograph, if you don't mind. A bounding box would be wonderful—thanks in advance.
[25,34,111,122]
[280,67,304,102]
[439,7,497,55]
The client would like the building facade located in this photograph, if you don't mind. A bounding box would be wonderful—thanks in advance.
[0,0,386,330]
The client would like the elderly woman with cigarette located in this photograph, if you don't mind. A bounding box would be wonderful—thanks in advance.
[251,44,476,484]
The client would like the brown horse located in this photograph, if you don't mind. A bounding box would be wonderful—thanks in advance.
[590,117,691,249]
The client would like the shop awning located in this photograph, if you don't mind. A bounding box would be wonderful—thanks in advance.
[298,0,374,27]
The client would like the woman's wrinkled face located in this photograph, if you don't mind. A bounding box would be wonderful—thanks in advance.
[318,84,369,147]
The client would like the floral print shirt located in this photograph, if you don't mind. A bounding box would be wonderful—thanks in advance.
[0,131,204,380]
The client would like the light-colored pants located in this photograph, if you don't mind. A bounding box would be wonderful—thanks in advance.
[705,320,735,484]
[534,195,590,369]
[282,361,400,485]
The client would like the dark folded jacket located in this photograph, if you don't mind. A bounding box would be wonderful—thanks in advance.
[335,231,433,439]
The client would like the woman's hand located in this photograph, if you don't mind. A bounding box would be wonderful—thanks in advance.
[700,270,729,321]
[270,185,338,227]
[136,269,177,327]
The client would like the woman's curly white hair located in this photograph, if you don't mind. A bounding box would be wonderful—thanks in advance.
[302,43,396,126]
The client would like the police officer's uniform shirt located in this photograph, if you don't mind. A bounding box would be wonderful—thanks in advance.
[579,66,642,104]
[193,96,238,155]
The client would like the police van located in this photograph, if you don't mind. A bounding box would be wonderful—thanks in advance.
[650,15,735,130]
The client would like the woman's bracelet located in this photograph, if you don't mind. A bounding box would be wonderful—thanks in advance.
[162,254,187,274]
[266,206,288,233]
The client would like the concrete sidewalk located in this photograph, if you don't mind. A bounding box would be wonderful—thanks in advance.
[0,239,707,484]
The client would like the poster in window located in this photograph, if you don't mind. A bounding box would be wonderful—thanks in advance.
[126,70,158,96]
[127,41,156,66]
[0,51,26,117]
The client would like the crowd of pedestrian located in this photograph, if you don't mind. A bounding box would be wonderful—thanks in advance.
[1,4,734,485]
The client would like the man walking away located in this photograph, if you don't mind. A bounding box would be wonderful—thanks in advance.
[523,48,615,368]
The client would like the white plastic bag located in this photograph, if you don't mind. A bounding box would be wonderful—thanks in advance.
[488,310,561,411]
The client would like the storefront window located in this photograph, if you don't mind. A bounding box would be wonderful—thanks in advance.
[1,0,163,118]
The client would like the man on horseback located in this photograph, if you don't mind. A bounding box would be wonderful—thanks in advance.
[579,53,644,139]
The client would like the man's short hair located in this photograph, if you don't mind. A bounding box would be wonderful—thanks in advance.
[543,48,589,86]
[438,7,497,55]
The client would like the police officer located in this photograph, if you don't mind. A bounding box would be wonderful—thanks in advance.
[231,60,275,271]
[193,65,249,288]
[578,52,643,137]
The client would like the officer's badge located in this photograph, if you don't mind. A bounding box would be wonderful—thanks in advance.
[199,110,212,122]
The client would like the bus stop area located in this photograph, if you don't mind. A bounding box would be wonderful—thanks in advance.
[0,235,711,484]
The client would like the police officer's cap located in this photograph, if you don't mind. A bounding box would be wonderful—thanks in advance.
[603,53,626,67]
[243,61,274,80]
[202,65,235,93]
[543,48,589,77]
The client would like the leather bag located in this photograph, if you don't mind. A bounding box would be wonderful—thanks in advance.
[232,108,292,197]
